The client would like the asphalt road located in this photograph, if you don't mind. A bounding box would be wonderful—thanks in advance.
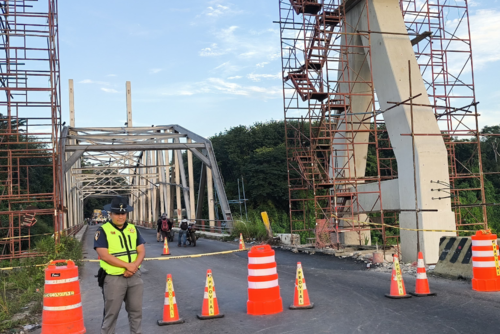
[37,225,500,334]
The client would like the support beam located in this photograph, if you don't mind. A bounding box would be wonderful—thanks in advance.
[175,147,182,219]
[187,139,196,220]
[175,139,191,220]
[196,163,207,220]
[69,79,75,127]
[207,166,215,228]
[126,81,132,127]
[65,143,205,152]
[64,150,85,173]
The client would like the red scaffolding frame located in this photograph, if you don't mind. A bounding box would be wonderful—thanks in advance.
[279,0,486,249]
[0,0,62,260]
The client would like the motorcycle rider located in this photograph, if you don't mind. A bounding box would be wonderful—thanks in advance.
[156,214,163,242]
[178,218,188,247]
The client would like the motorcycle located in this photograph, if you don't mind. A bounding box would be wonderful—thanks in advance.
[186,223,198,246]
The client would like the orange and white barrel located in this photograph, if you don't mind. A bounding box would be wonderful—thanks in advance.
[41,260,86,334]
[471,230,500,292]
[247,245,283,315]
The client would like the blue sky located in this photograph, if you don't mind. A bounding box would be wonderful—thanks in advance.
[59,0,499,138]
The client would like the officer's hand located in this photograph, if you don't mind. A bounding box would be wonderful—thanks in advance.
[125,263,138,273]
[124,270,134,278]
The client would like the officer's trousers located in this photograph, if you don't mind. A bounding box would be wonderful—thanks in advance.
[101,270,143,334]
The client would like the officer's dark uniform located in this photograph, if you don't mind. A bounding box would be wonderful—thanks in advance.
[94,196,146,334]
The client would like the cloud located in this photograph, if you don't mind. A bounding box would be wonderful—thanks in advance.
[149,68,163,74]
[206,4,230,17]
[256,62,269,68]
[247,73,281,82]
[210,26,280,61]
[155,78,281,100]
[199,43,225,57]
[101,87,119,94]
[106,74,117,77]
[469,9,500,68]
[228,76,242,79]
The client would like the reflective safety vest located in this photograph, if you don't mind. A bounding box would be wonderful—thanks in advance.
[100,222,139,275]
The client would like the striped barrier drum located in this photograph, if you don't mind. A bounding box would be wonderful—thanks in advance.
[247,245,283,315]
[41,260,85,334]
[471,230,500,292]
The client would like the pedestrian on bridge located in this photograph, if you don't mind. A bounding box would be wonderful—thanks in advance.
[178,218,188,247]
[94,196,146,334]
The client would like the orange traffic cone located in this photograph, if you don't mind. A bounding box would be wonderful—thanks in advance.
[41,260,86,334]
[410,252,436,297]
[197,269,224,320]
[289,262,314,309]
[162,238,171,256]
[239,233,245,250]
[385,254,411,299]
[157,274,184,326]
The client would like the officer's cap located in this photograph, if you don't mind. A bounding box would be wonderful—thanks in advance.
[104,196,134,213]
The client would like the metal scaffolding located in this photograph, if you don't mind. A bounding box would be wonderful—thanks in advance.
[0,0,62,260]
[279,0,485,249]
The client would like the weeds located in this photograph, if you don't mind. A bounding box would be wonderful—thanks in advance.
[0,236,83,331]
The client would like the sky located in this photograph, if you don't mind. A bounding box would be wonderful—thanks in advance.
[58,0,500,138]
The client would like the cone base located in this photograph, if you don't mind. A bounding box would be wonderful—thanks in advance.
[410,292,437,297]
[289,302,314,310]
[385,293,411,299]
[247,298,283,315]
[157,318,185,326]
[197,313,225,320]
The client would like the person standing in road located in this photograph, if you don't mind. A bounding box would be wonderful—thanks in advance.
[178,218,188,247]
[94,196,146,334]
[156,214,163,242]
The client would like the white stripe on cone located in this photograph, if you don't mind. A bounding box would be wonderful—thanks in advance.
[45,277,79,285]
[416,273,427,279]
[417,259,425,267]
[43,302,82,311]
[472,240,497,246]
[472,250,495,257]
[472,261,496,268]
[248,268,277,276]
[296,282,307,290]
[248,256,275,264]
[204,291,217,299]
[248,279,279,289]
[164,296,177,305]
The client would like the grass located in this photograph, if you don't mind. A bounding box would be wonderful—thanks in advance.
[0,236,83,332]
[231,208,291,241]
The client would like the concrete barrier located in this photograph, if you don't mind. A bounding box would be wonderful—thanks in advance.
[433,236,500,280]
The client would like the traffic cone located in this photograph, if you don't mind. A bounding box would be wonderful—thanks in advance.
[410,252,436,297]
[289,262,314,309]
[385,254,411,299]
[239,233,245,250]
[162,238,170,256]
[42,260,86,334]
[197,269,224,320]
[157,274,185,326]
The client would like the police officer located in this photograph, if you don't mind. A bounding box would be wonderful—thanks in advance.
[94,196,146,334]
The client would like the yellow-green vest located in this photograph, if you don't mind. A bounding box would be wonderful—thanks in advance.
[100,222,138,275]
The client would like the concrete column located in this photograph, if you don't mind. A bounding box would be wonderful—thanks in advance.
[187,139,196,220]
[331,9,373,246]
[351,0,455,263]
[207,166,215,228]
